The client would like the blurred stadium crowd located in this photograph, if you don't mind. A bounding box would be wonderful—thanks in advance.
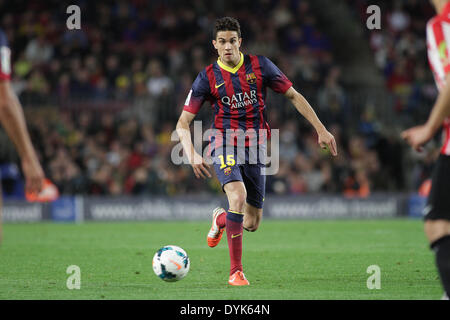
[0,0,439,198]
[349,0,440,195]
[350,0,436,122]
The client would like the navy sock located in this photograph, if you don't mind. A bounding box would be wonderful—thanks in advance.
[431,235,450,296]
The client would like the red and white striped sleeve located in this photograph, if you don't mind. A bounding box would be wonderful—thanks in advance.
[427,18,450,89]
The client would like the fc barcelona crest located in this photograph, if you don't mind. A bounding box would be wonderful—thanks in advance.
[246,72,257,84]
[224,167,232,175]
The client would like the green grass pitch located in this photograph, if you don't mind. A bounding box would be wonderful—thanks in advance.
[0,219,443,300]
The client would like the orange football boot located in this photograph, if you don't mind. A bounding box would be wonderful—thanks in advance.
[228,271,250,286]
[207,207,226,248]
[25,178,59,202]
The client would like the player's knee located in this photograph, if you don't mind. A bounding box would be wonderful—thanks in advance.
[244,224,258,232]
[424,220,450,244]
[227,192,247,212]
[244,216,260,232]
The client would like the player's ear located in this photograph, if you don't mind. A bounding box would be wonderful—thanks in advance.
[212,39,217,50]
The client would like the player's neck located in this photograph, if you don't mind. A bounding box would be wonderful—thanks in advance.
[219,53,242,69]
[436,0,450,14]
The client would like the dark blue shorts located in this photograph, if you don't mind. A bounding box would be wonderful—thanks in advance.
[211,146,266,209]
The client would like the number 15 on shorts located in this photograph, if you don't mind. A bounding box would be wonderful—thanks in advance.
[218,154,236,169]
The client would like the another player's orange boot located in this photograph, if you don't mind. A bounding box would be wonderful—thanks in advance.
[228,271,250,286]
[207,207,226,248]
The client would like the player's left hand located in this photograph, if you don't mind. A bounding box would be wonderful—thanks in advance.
[401,124,434,152]
[317,129,338,156]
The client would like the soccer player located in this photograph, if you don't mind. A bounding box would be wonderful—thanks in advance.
[176,17,337,285]
[402,0,450,300]
[0,28,46,245]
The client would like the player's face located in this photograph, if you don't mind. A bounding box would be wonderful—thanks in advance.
[213,31,242,66]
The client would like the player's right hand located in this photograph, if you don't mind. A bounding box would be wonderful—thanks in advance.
[401,124,434,153]
[190,152,212,179]
[21,156,45,195]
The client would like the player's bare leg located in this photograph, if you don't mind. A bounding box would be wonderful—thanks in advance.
[243,202,262,232]
[424,219,450,243]
[223,181,249,285]
[224,181,246,212]
[0,213,2,246]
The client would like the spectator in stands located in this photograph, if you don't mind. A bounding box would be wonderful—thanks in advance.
[24,34,53,66]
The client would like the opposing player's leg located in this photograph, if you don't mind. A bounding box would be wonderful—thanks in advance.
[423,154,450,297]
[425,219,450,243]
[0,193,2,246]
[425,219,450,297]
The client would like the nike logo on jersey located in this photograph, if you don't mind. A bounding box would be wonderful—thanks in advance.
[215,82,225,88]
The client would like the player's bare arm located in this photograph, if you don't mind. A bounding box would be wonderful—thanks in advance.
[284,86,338,156]
[402,73,450,152]
[0,80,44,194]
[176,110,211,179]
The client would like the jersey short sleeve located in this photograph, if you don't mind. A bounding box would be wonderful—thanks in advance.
[183,70,211,114]
[427,18,450,79]
[259,56,292,94]
[0,29,11,81]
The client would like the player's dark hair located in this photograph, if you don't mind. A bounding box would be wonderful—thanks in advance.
[214,17,241,39]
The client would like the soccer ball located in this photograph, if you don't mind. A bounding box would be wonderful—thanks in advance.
[152,245,190,282]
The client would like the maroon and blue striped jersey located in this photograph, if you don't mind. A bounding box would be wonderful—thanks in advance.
[183,53,292,149]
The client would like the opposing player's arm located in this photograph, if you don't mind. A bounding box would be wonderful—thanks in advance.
[402,73,450,151]
[402,19,450,152]
[0,80,44,194]
[284,86,338,156]
[426,72,450,131]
